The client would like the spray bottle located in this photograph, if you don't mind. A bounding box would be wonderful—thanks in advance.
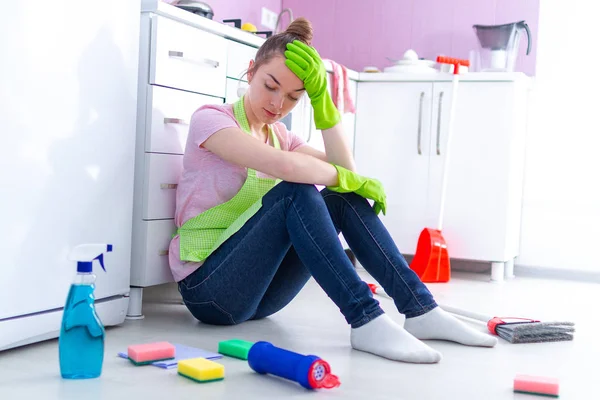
[59,244,112,379]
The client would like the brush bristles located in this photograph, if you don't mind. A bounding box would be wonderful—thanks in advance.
[496,321,575,344]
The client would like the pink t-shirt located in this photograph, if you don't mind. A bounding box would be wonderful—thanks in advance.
[168,104,307,282]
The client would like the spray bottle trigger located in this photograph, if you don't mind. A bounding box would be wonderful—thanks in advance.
[94,244,112,271]
[95,254,106,272]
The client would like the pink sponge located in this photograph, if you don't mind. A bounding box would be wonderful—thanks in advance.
[127,342,176,365]
[514,374,559,397]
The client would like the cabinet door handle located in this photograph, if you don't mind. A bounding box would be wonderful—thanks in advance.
[160,183,178,190]
[168,50,220,68]
[163,117,188,125]
[436,91,444,155]
[417,91,425,155]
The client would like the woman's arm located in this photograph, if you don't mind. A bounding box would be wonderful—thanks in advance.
[202,127,338,186]
[284,41,356,172]
[293,121,356,172]
[320,121,356,172]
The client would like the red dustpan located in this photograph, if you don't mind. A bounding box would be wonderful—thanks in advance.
[411,229,450,282]
[410,56,469,283]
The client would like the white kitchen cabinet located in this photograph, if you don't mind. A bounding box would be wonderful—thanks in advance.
[146,85,218,155]
[287,93,312,141]
[130,219,178,288]
[354,82,434,255]
[428,82,528,267]
[354,76,530,281]
[132,2,342,315]
[341,78,358,153]
[304,74,358,153]
[225,77,245,104]
[130,7,257,317]
[225,41,254,104]
[149,15,227,98]
[226,40,256,81]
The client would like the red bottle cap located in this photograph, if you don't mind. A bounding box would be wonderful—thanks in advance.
[308,359,341,389]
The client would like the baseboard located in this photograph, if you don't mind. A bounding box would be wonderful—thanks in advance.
[346,248,600,284]
[513,265,600,283]
[143,282,184,304]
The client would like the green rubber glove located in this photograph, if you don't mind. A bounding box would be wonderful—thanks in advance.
[284,40,341,130]
[327,164,387,216]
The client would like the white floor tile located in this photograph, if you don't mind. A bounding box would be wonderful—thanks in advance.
[0,271,597,399]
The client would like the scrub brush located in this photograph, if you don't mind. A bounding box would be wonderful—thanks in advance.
[440,304,575,344]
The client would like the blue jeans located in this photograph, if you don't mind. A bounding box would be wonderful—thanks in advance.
[178,182,437,328]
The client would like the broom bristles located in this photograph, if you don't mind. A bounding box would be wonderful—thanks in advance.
[496,321,575,344]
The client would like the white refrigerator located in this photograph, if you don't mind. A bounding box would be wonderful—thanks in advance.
[0,1,141,350]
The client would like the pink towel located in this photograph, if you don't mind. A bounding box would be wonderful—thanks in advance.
[323,59,356,114]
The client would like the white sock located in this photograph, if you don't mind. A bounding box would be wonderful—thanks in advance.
[351,314,442,364]
[404,307,498,347]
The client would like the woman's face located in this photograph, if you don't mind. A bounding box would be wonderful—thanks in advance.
[246,55,305,124]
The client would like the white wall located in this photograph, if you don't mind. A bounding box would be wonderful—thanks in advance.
[517,1,600,273]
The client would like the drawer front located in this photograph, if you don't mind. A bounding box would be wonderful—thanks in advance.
[143,153,183,220]
[225,78,248,104]
[143,219,177,286]
[226,40,257,81]
[148,85,223,154]
[150,15,227,97]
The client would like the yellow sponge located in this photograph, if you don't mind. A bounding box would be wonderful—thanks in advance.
[177,358,224,383]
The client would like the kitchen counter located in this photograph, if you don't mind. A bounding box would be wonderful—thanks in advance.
[142,0,266,47]
[141,0,361,80]
[358,71,532,83]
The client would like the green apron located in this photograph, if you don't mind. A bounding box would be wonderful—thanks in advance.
[177,97,281,263]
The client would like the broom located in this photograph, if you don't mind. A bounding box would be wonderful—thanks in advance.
[367,283,575,344]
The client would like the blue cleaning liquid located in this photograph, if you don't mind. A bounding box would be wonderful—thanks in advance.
[59,282,105,379]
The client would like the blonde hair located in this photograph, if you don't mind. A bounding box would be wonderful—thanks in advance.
[248,17,314,76]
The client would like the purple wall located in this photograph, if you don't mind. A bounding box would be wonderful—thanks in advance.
[163,0,281,30]
[280,0,539,75]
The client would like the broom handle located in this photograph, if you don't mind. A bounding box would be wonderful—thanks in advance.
[439,304,491,323]
[437,73,459,231]
[369,285,493,323]
[368,281,494,323]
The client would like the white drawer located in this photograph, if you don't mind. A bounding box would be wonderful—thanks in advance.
[150,15,227,97]
[147,85,223,154]
[226,40,257,81]
[225,78,247,104]
[143,153,183,220]
[139,219,177,286]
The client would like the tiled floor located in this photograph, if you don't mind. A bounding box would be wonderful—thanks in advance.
[0,270,597,399]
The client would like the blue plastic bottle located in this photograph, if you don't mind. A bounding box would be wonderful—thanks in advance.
[59,244,112,379]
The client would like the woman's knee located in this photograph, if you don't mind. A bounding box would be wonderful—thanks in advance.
[276,181,322,202]
[183,299,254,325]
[278,181,317,193]
[321,188,367,205]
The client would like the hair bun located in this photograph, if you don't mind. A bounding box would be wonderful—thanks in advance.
[285,17,313,45]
